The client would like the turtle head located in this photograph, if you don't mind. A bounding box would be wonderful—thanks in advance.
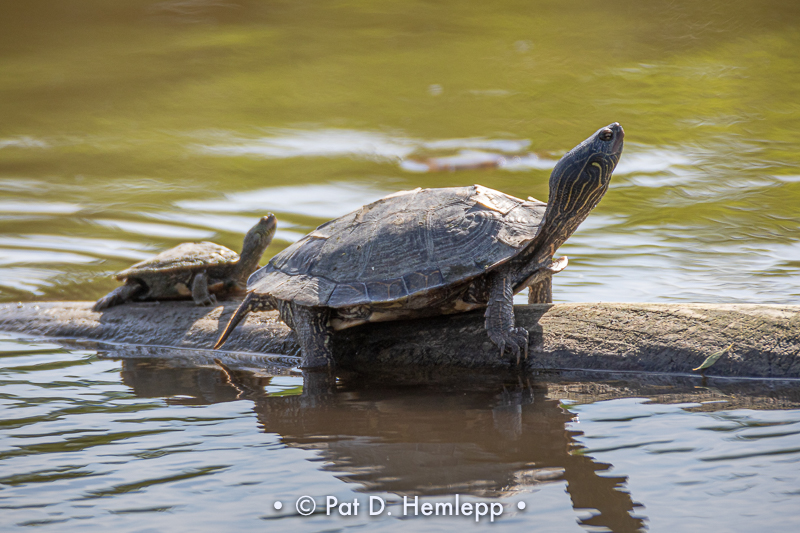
[235,214,277,282]
[535,123,624,260]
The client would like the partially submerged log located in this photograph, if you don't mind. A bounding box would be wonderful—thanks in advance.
[99,347,800,410]
[0,300,799,378]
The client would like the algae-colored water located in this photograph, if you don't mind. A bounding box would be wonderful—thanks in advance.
[1,1,800,531]
[1,0,799,304]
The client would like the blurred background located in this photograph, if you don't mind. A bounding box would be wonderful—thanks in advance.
[1,0,799,304]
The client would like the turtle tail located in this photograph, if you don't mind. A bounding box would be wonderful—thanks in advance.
[214,292,257,350]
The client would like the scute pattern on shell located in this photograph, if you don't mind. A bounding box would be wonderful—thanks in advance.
[249,185,547,308]
[116,242,240,279]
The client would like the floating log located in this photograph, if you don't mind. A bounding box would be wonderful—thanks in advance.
[0,300,799,378]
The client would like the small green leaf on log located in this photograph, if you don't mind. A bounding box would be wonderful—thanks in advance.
[693,344,733,372]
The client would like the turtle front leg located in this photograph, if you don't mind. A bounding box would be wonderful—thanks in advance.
[191,271,218,306]
[527,277,552,304]
[92,282,145,312]
[527,256,569,304]
[290,303,334,369]
[484,271,529,364]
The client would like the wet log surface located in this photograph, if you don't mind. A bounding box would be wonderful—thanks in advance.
[1,300,799,378]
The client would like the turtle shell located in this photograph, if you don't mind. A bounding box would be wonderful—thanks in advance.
[116,242,239,280]
[249,185,547,308]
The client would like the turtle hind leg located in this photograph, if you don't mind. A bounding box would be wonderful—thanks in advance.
[192,271,218,306]
[92,282,145,312]
[484,271,529,364]
[290,303,334,370]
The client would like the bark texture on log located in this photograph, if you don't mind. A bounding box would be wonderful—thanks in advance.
[0,300,799,378]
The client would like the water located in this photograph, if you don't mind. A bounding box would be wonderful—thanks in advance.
[1,334,799,532]
[2,1,800,531]
[1,0,800,305]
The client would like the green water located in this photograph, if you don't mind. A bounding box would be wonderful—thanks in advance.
[2,2,800,531]
[1,0,799,304]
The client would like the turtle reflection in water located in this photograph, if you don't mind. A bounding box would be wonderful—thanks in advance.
[215,124,624,368]
[119,358,646,533]
[93,215,277,311]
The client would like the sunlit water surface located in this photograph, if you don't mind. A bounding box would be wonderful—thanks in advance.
[2,2,800,532]
[1,0,799,305]
[1,335,799,532]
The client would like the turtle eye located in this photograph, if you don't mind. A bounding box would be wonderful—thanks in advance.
[599,128,613,142]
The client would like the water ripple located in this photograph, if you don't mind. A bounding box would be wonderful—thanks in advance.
[194,128,533,163]
[176,182,391,220]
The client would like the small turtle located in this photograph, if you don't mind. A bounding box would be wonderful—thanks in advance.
[93,215,277,311]
[215,124,624,368]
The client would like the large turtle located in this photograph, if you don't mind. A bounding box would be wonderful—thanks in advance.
[215,124,624,368]
[93,215,277,311]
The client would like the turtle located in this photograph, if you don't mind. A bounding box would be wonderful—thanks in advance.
[92,214,277,311]
[214,123,624,369]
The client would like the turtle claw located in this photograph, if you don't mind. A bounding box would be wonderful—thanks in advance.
[490,327,530,365]
[510,327,530,365]
[195,293,217,306]
[497,341,506,359]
